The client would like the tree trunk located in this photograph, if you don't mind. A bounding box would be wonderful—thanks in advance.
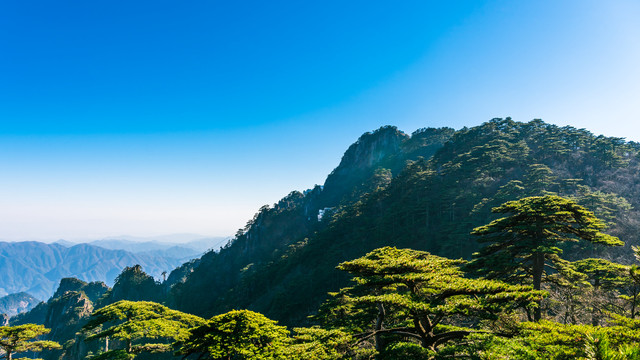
[532,252,545,321]
[375,302,385,353]
[592,280,600,326]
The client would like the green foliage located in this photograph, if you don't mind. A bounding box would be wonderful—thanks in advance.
[584,333,640,360]
[0,324,61,360]
[573,259,629,290]
[176,310,290,360]
[100,266,163,306]
[378,342,433,360]
[284,327,372,360]
[516,321,640,360]
[469,195,622,320]
[318,247,544,355]
[86,349,134,360]
[472,195,625,320]
[83,301,204,359]
[573,186,633,227]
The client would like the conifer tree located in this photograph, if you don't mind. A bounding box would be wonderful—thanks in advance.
[82,301,204,360]
[318,247,543,355]
[573,258,629,325]
[0,324,60,360]
[176,310,290,360]
[468,195,623,321]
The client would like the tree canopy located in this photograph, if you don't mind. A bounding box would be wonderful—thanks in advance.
[468,195,623,320]
[0,324,60,360]
[176,309,290,360]
[318,247,544,355]
[82,301,204,360]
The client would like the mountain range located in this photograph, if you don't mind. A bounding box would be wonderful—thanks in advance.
[8,119,640,360]
[164,119,640,324]
[0,292,40,317]
[0,241,198,301]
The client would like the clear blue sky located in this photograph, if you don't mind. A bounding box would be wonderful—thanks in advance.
[1,0,639,241]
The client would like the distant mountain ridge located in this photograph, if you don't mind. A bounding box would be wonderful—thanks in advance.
[0,241,187,300]
[87,236,228,257]
[0,292,40,317]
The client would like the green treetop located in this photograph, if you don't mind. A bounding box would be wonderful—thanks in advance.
[572,258,629,326]
[573,258,628,291]
[176,309,290,360]
[82,300,204,360]
[468,195,623,321]
[318,247,544,356]
[0,324,61,360]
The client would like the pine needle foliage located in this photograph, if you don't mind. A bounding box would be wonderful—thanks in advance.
[0,324,60,360]
[176,310,290,360]
[468,195,623,320]
[82,301,204,359]
[318,247,544,354]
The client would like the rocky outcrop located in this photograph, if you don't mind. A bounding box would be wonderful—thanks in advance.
[11,277,108,360]
[321,126,408,206]
[0,313,8,326]
[51,278,108,304]
[46,291,93,341]
[320,126,454,207]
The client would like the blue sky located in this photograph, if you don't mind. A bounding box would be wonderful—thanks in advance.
[1,1,639,241]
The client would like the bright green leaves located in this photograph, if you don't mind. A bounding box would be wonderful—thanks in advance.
[284,327,369,360]
[470,195,623,321]
[82,301,204,359]
[470,196,622,283]
[177,310,289,360]
[320,247,544,355]
[573,259,629,290]
[0,324,61,360]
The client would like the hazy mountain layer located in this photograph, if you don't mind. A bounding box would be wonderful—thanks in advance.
[88,235,229,254]
[0,241,184,300]
[0,292,40,317]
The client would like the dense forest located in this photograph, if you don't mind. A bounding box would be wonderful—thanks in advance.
[4,118,640,359]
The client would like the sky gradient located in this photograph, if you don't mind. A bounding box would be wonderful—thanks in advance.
[1,1,639,241]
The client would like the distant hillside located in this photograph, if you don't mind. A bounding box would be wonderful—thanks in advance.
[0,241,185,300]
[0,292,40,317]
[88,235,228,255]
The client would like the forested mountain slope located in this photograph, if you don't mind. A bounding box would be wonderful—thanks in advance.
[167,118,640,325]
[166,126,454,316]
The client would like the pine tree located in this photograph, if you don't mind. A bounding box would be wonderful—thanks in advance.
[468,195,623,321]
[176,310,290,360]
[82,301,204,360]
[0,324,60,360]
[317,247,543,355]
